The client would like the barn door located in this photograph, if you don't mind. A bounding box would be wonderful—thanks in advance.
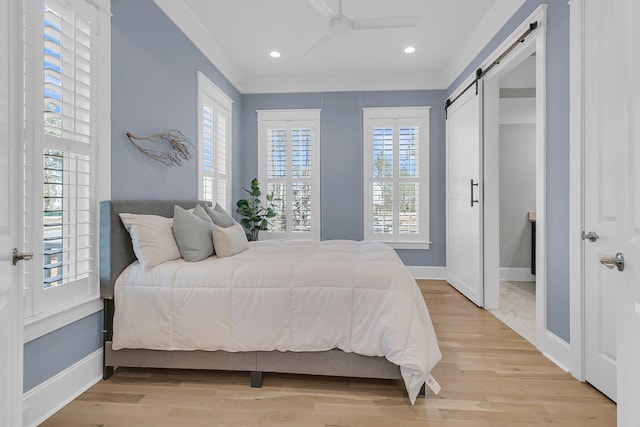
[446,83,484,307]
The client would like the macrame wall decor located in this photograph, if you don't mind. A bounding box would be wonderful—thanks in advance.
[125,130,194,167]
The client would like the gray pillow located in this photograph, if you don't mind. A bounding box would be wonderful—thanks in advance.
[172,205,214,262]
[204,203,236,228]
[193,204,213,224]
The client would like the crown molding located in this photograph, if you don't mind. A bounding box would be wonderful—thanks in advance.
[443,0,526,87]
[153,0,244,91]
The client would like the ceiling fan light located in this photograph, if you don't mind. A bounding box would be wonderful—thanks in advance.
[329,16,353,37]
[404,46,416,54]
[270,51,281,58]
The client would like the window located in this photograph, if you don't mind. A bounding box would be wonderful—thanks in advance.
[23,0,110,321]
[257,109,321,240]
[363,107,430,249]
[197,72,232,211]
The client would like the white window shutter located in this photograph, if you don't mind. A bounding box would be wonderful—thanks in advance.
[257,109,321,240]
[22,0,107,317]
[197,72,233,211]
[363,107,430,248]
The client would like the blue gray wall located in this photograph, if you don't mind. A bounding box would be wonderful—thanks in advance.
[241,90,447,266]
[110,0,243,201]
[448,0,570,341]
[23,312,102,392]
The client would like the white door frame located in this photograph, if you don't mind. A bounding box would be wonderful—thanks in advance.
[568,0,587,383]
[479,6,548,351]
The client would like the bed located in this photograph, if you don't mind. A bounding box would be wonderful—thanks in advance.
[100,200,441,403]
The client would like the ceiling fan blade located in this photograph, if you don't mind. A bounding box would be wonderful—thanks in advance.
[304,33,336,57]
[352,16,420,30]
[306,0,336,20]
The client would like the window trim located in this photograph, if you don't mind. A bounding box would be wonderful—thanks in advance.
[257,109,321,240]
[362,106,430,248]
[196,71,233,212]
[22,0,111,338]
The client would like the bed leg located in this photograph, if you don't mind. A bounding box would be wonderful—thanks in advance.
[103,365,114,380]
[419,382,426,397]
[250,371,263,388]
[103,299,115,381]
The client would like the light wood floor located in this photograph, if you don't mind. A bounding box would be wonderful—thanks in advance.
[41,280,616,426]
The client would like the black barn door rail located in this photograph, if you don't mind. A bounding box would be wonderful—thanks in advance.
[445,21,538,117]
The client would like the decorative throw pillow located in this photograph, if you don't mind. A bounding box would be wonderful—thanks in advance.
[119,213,181,271]
[172,205,214,262]
[204,203,236,228]
[192,204,213,224]
[212,223,249,258]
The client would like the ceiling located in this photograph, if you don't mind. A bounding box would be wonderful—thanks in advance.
[154,0,526,93]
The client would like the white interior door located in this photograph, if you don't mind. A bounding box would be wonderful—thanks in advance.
[582,0,622,402]
[0,0,23,424]
[617,0,640,423]
[446,85,483,307]
[583,0,640,420]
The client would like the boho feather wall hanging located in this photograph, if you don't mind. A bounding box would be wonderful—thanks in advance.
[126,130,194,167]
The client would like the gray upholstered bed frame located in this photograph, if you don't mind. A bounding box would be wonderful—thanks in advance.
[100,200,413,392]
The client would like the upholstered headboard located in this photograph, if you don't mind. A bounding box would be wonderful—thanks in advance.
[99,200,211,299]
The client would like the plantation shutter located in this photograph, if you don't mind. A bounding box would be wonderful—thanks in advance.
[200,102,215,201]
[257,110,321,240]
[43,0,92,143]
[22,0,100,316]
[363,108,429,247]
[41,0,95,289]
[197,72,232,211]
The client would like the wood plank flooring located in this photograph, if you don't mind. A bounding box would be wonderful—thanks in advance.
[41,280,616,426]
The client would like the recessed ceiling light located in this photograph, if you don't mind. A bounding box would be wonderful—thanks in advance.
[270,51,281,58]
[404,46,416,54]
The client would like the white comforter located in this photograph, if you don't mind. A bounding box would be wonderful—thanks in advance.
[113,240,441,403]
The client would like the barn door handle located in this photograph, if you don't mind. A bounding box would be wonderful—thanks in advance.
[600,252,624,272]
[470,179,479,207]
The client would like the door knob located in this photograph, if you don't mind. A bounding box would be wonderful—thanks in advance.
[600,252,624,272]
[581,231,599,242]
[13,248,34,265]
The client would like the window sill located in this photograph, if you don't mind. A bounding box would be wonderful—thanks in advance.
[24,295,103,343]
[383,241,431,250]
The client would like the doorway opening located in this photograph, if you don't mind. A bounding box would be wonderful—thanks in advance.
[481,8,546,351]
[488,55,537,344]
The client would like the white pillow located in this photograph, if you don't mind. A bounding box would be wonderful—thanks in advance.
[119,213,181,271]
[212,223,249,258]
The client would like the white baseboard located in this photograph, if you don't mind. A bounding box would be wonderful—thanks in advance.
[23,348,103,427]
[407,266,446,280]
[542,331,571,372]
[500,267,536,282]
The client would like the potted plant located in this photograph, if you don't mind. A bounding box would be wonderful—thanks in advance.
[236,178,277,241]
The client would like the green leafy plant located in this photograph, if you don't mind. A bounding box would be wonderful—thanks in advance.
[236,178,277,241]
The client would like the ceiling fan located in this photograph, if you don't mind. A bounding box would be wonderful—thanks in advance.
[305,0,420,56]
